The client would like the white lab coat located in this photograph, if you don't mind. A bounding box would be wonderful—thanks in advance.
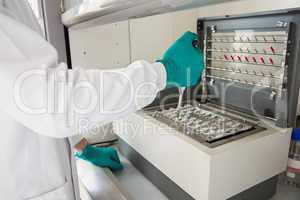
[0,4,166,200]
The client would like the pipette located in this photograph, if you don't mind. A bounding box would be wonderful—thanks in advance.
[177,87,186,109]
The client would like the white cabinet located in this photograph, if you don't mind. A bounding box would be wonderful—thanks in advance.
[69,20,130,69]
[129,9,198,62]
[129,13,173,63]
[68,8,198,68]
[170,9,199,40]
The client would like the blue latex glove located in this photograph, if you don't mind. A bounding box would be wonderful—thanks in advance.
[75,144,123,171]
[158,31,204,87]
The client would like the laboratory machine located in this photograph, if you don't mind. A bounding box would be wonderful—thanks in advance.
[114,12,300,200]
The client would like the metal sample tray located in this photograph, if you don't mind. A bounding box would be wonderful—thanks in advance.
[145,103,264,148]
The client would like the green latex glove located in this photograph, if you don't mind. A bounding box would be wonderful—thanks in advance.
[158,31,204,87]
[75,144,123,171]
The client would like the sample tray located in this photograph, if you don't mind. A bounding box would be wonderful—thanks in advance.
[146,104,264,147]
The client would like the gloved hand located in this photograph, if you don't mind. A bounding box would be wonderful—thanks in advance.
[75,144,123,171]
[157,31,204,87]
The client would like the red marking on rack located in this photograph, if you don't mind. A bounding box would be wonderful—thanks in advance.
[269,58,274,65]
[252,57,257,63]
[287,167,300,173]
[237,56,242,62]
[231,55,235,61]
[270,46,275,54]
[245,56,249,62]
[224,55,228,60]
[260,57,265,64]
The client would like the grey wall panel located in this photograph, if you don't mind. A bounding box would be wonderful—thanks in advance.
[42,0,68,63]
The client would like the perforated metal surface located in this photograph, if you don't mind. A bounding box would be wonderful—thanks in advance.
[148,104,256,144]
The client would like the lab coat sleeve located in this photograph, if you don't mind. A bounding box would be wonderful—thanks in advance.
[63,61,167,137]
[0,61,166,138]
[0,12,167,138]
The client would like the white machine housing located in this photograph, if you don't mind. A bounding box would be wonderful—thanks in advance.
[114,111,291,200]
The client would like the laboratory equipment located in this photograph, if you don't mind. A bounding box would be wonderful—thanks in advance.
[177,87,185,109]
[285,129,300,188]
[149,103,261,147]
[115,11,300,200]
[201,18,297,128]
[146,12,300,146]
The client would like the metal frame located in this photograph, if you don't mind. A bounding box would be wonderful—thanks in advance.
[198,12,300,128]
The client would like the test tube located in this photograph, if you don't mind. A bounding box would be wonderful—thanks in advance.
[177,87,185,109]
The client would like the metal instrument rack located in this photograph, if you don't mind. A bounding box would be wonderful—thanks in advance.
[206,30,287,91]
[198,12,300,128]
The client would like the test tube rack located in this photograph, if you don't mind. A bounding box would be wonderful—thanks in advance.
[204,30,288,93]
